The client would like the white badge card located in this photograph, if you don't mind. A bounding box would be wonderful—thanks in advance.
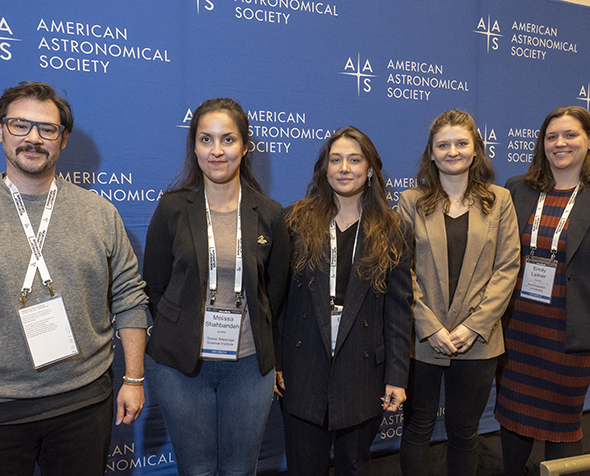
[17,294,79,369]
[520,258,557,304]
[201,307,243,360]
[331,307,343,357]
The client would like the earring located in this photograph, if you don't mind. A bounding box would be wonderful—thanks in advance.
[367,175,372,187]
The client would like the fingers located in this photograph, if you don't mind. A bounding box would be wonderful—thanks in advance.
[428,328,458,355]
[449,326,477,353]
[382,387,406,412]
[115,385,145,425]
[274,372,285,398]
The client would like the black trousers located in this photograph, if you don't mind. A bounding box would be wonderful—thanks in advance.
[400,358,497,476]
[0,393,113,476]
[282,409,381,476]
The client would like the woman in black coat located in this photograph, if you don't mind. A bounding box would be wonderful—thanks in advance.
[278,126,413,476]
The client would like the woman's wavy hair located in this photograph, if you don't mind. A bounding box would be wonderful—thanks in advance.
[525,106,590,192]
[286,126,408,293]
[415,110,496,216]
[169,98,261,193]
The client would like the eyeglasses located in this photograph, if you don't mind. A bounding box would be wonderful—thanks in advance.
[2,117,65,141]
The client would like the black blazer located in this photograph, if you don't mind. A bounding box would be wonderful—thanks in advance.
[506,175,590,352]
[143,183,290,377]
[280,223,413,430]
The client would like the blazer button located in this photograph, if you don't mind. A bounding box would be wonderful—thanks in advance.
[297,282,303,288]
[303,312,308,319]
[296,341,302,348]
[567,273,572,281]
[363,320,369,328]
[364,351,369,359]
[374,293,381,299]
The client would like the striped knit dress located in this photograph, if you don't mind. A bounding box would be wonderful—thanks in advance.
[495,187,590,442]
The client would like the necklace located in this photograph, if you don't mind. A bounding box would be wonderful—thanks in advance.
[341,216,359,229]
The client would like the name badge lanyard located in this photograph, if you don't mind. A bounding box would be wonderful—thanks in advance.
[204,186,243,308]
[329,213,362,309]
[329,212,361,356]
[529,182,580,263]
[4,176,58,305]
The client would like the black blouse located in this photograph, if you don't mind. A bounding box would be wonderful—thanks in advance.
[444,212,468,308]
[335,221,359,306]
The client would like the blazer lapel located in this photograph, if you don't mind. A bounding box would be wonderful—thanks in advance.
[334,272,370,357]
[565,186,590,266]
[334,233,371,356]
[309,267,334,359]
[445,200,488,329]
[514,183,539,236]
[424,208,450,311]
[241,186,259,316]
[186,190,209,293]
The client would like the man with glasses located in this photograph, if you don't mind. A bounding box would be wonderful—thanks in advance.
[0,81,148,476]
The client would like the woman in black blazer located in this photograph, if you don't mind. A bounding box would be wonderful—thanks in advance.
[143,98,289,476]
[278,126,413,476]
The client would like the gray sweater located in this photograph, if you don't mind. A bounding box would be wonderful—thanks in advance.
[0,175,147,400]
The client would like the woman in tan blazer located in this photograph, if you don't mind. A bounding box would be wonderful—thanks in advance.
[397,110,520,476]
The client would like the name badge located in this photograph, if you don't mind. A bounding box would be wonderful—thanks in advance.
[331,306,343,357]
[201,307,243,360]
[520,257,557,304]
[17,294,79,369]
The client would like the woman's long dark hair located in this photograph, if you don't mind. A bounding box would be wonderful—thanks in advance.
[286,126,407,293]
[169,98,261,193]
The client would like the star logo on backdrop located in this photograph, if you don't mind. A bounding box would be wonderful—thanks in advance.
[474,15,502,53]
[339,54,376,96]
[577,83,590,111]
[0,17,22,61]
[196,0,214,14]
[480,124,500,151]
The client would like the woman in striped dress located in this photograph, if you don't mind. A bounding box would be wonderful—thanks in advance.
[496,106,590,476]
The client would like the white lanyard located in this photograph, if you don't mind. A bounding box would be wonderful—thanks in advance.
[529,182,580,262]
[329,211,361,309]
[204,186,243,307]
[4,176,58,305]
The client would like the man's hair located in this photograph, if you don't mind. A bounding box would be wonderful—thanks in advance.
[0,81,73,133]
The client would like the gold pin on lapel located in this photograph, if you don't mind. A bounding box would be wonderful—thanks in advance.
[258,235,267,245]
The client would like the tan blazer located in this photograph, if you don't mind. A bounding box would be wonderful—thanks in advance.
[398,184,520,365]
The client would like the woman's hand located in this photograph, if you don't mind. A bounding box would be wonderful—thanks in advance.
[427,328,458,356]
[449,324,478,353]
[274,370,285,397]
[381,385,406,412]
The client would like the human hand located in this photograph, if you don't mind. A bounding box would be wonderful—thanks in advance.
[449,324,478,353]
[427,328,458,356]
[116,383,145,425]
[381,385,406,412]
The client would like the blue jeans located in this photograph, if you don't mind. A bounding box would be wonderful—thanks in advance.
[400,358,497,476]
[154,354,275,476]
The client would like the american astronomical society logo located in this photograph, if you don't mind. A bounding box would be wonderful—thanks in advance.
[197,0,339,25]
[478,124,499,159]
[339,53,376,96]
[0,17,22,61]
[578,82,590,111]
[474,14,579,60]
[474,15,502,53]
[339,54,469,101]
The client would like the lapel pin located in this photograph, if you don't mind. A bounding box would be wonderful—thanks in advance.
[258,235,267,245]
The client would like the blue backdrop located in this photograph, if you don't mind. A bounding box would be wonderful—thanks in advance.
[2,0,590,473]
